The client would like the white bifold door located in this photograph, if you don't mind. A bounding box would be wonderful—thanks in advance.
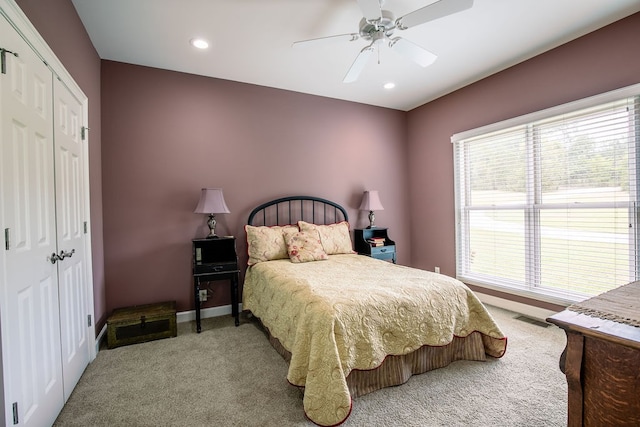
[53,73,91,406]
[1,10,92,427]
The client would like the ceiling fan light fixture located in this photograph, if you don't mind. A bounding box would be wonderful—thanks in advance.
[383,82,395,89]
[372,29,387,45]
[190,38,209,49]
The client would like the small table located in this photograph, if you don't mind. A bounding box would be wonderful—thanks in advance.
[193,237,240,332]
[354,227,396,263]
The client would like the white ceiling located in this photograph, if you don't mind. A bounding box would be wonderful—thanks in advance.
[71,0,640,111]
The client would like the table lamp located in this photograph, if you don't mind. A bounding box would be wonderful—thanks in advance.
[194,188,230,238]
[359,190,384,228]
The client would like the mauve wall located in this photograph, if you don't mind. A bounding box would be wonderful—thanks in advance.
[101,61,409,315]
[15,0,106,329]
[407,12,640,309]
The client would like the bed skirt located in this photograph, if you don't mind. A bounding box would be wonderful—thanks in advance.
[264,322,488,398]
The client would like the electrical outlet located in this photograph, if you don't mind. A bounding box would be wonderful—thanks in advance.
[434,266,440,274]
[199,289,207,301]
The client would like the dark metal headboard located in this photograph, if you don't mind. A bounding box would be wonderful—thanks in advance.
[247,196,348,226]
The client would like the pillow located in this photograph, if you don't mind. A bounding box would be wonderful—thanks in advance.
[283,228,328,263]
[298,220,354,255]
[245,224,299,265]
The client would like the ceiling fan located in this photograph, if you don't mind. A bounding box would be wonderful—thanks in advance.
[292,0,474,83]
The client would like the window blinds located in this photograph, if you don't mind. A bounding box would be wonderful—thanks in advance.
[453,90,640,303]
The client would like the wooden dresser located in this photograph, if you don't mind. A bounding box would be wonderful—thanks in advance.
[547,281,640,427]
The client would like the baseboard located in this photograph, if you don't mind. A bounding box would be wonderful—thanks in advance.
[95,323,107,355]
[475,292,557,322]
[176,303,243,324]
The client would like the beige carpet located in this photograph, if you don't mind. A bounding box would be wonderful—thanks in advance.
[53,306,567,426]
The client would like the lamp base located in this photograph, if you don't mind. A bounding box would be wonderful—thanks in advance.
[367,210,376,228]
[206,214,218,238]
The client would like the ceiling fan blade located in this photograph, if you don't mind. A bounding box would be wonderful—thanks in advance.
[396,0,473,30]
[343,46,374,83]
[292,33,360,48]
[389,37,437,67]
[356,0,382,22]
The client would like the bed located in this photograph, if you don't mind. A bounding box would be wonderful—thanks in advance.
[242,196,507,426]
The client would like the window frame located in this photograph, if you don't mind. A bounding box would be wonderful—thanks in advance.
[452,83,640,305]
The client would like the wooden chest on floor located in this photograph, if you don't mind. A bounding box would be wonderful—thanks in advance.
[107,301,177,349]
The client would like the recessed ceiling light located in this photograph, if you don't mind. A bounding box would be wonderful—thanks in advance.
[190,38,209,49]
[383,82,396,89]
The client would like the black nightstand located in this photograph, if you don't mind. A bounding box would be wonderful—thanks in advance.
[354,228,396,263]
[192,237,239,332]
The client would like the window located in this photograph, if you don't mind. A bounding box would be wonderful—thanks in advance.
[453,86,640,304]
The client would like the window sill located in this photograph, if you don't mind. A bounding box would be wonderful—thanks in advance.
[460,276,574,308]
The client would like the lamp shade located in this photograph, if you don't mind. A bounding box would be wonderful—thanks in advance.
[194,188,230,214]
[358,190,384,211]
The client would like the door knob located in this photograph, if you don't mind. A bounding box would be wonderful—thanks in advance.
[49,249,75,264]
[59,249,75,259]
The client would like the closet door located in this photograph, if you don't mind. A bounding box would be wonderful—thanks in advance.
[53,78,90,400]
[0,14,65,427]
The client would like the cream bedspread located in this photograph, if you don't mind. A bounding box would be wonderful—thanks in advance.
[242,254,507,426]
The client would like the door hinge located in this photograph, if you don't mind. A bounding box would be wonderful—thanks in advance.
[4,228,9,250]
[81,126,89,141]
[88,314,92,327]
[84,221,88,234]
[0,48,19,75]
[12,401,18,424]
